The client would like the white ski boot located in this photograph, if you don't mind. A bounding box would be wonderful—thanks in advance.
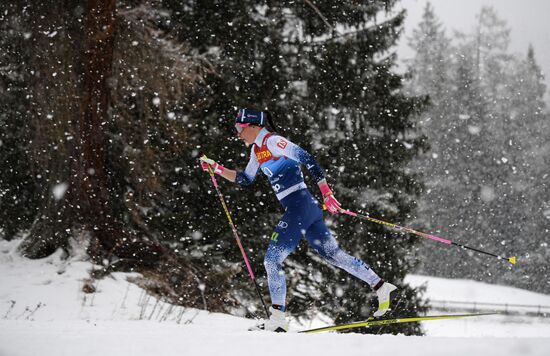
[373,282,397,318]
[249,306,289,332]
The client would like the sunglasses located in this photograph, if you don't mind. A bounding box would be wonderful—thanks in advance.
[235,123,250,134]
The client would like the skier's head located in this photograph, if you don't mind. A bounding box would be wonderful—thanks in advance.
[234,108,277,145]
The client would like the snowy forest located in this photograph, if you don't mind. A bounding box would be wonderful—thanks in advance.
[405,3,549,294]
[0,0,548,341]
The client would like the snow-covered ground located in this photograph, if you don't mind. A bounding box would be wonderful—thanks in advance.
[1,238,549,356]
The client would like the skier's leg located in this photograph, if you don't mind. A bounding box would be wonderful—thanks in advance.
[305,218,397,317]
[305,219,381,288]
[263,212,303,307]
[256,211,304,332]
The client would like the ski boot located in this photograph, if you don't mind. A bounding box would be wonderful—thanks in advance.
[249,306,289,332]
[373,281,397,318]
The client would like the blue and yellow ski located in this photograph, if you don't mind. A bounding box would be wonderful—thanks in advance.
[299,312,497,333]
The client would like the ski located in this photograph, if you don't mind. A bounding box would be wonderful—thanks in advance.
[299,312,497,334]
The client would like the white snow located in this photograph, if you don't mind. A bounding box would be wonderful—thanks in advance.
[3,320,549,356]
[52,183,69,201]
[1,238,549,356]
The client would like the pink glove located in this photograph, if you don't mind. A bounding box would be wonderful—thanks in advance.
[318,180,342,214]
[199,155,225,175]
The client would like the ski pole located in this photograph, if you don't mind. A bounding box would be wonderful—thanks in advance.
[337,208,516,265]
[202,159,270,318]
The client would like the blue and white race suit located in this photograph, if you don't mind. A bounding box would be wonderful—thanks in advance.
[236,128,380,307]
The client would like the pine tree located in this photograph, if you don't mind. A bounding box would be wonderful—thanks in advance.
[404,2,454,248]
[499,45,550,292]
[296,3,429,334]
[406,1,450,100]
[405,2,476,277]
[161,0,428,333]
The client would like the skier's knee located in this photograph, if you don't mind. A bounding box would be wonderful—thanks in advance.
[264,253,281,275]
[312,240,338,260]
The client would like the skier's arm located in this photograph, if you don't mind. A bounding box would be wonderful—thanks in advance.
[235,147,259,186]
[200,148,259,185]
[266,136,325,183]
[267,136,342,214]
[199,155,236,182]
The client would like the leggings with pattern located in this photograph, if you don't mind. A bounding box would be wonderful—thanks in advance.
[264,189,381,306]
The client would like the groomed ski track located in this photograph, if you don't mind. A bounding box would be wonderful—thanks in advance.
[2,315,550,356]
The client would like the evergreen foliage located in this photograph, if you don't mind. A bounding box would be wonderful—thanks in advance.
[0,3,41,239]
[1,0,235,311]
[162,0,428,333]
[406,3,550,294]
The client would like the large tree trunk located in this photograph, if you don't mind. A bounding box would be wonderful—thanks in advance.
[20,0,165,266]
[75,0,170,265]
[77,0,118,252]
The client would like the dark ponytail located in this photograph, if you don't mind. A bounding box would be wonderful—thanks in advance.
[264,111,278,133]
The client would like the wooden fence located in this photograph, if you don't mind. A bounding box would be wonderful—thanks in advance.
[428,299,550,317]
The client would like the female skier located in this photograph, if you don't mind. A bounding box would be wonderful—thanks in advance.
[200,108,396,332]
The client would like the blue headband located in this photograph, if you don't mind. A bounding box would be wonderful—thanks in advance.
[236,108,266,126]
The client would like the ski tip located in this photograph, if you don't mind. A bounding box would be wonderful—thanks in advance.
[508,256,517,265]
